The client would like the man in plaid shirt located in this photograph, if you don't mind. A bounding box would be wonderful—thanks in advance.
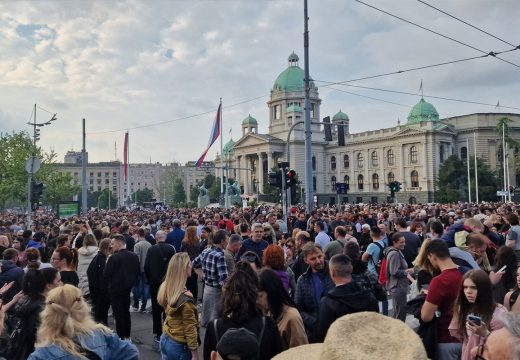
[193,229,229,326]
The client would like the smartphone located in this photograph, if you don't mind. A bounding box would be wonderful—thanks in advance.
[498,265,507,273]
[467,314,481,326]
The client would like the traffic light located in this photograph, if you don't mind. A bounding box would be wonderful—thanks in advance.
[268,171,282,188]
[323,116,332,142]
[31,181,44,210]
[337,122,345,146]
[388,181,402,197]
[285,170,297,188]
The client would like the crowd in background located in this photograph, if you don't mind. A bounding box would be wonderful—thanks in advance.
[1,201,520,359]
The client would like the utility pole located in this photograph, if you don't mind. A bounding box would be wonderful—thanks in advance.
[81,119,87,212]
[303,0,313,213]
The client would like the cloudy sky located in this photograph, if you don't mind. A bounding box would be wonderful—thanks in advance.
[0,0,519,164]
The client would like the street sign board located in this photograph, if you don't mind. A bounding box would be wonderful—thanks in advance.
[336,182,348,194]
[25,156,41,174]
[497,191,509,196]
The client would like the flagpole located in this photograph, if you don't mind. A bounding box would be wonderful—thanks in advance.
[507,154,512,202]
[474,131,479,203]
[503,123,507,202]
[127,130,130,205]
[467,138,471,203]
[219,98,224,207]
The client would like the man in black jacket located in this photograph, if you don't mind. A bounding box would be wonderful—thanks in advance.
[87,238,111,325]
[103,234,140,339]
[314,254,378,342]
[144,230,176,342]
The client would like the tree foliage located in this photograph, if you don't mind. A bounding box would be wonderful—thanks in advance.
[435,155,499,203]
[97,188,118,209]
[172,178,186,205]
[42,172,80,209]
[131,187,154,205]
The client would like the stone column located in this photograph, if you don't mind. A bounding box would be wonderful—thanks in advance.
[267,151,273,173]
[400,144,405,185]
[245,155,251,195]
[258,153,264,194]
[365,149,370,192]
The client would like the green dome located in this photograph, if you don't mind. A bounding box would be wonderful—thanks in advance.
[332,109,349,122]
[242,114,258,126]
[223,139,235,157]
[407,98,439,123]
[286,104,303,113]
[273,52,314,92]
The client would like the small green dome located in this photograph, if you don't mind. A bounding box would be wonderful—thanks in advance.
[407,98,439,123]
[273,52,314,92]
[223,139,235,156]
[332,109,349,122]
[286,104,303,113]
[242,114,258,126]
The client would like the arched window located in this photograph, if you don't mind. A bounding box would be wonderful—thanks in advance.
[312,156,316,170]
[372,173,379,190]
[331,176,337,189]
[357,153,364,168]
[344,154,349,169]
[410,146,418,163]
[313,176,317,191]
[358,174,364,190]
[387,172,395,184]
[331,156,336,170]
[439,146,445,162]
[411,170,419,187]
[387,149,394,166]
[460,146,468,161]
[344,175,350,189]
[371,151,378,167]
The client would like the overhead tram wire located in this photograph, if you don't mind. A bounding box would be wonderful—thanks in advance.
[417,0,518,48]
[315,46,519,87]
[87,94,268,135]
[354,0,520,69]
[315,81,520,112]
[320,86,411,108]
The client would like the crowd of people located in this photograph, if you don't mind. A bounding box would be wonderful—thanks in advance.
[1,201,520,359]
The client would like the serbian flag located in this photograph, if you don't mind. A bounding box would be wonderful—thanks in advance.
[123,132,129,181]
[195,103,221,167]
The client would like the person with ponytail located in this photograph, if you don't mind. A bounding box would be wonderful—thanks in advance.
[51,247,79,287]
[28,284,139,360]
[157,252,199,360]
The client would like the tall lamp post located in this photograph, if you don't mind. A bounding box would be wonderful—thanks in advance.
[26,104,57,227]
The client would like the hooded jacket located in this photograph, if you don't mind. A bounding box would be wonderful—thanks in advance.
[0,260,24,303]
[163,293,199,350]
[314,281,378,342]
[77,245,99,296]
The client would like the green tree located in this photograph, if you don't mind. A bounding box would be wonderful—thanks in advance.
[131,187,154,205]
[435,155,499,202]
[172,178,186,205]
[496,117,518,187]
[97,189,118,209]
[208,177,221,201]
[42,172,80,209]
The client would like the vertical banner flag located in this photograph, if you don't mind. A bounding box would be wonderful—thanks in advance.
[123,132,128,181]
[196,103,222,167]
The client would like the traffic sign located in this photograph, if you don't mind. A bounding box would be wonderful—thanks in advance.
[336,182,348,194]
[25,156,41,174]
[497,191,509,196]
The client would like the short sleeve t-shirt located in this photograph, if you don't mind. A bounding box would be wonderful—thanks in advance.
[426,268,463,343]
[507,225,520,250]
[365,239,386,274]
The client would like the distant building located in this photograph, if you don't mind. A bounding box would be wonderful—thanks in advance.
[215,52,520,204]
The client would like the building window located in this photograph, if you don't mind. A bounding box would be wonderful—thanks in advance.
[313,176,317,191]
[97,179,101,184]
[372,173,379,190]
[460,146,468,161]
[97,172,101,177]
[357,174,364,190]
[113,186,117,192]
[371,151,378,167]
[387,149,394,166]
[411,170,419,187]
[105,172,109,177]
[387,172,395,184]
[274,105,281,120]
[331,156,336,170]
[312,156,316,171]
[89,179,93,185]
[73,172,78,177]
[331,176,336,189]
[89,172,94,177]
[105,179,109,184]
[357,153,363,168]
[344,154,349,169]
[410,146,418,163]
[344,175,350,189]
[113,172,117,177]
[440,145,445,162]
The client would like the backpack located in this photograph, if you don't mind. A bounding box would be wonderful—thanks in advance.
[378,248,397,288]
[370,241,386,274]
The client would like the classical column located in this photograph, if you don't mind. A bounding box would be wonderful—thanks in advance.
[365,149,370,192]
[258,152,264,194]
[400,144,405,185]
[422,140,428,185]
[267,151,273,172]
[245,155,251,195]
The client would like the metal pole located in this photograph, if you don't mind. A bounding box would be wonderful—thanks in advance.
[474,132,479,203]
[303,0,313,213]
[81,119,87,212]
[127,131,130,205]
[220,99,224,204]
[503,124,507,202]
[467,138,471,203]
[507,153,512,202]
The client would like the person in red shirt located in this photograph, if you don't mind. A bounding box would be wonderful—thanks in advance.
[421,239,463,360]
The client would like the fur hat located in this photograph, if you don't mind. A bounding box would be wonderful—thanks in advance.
[273,312,427,360]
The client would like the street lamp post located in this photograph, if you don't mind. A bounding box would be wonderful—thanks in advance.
[26,104,57,227]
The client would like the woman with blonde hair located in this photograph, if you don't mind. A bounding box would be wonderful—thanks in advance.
[28,284,138,360]
[157,252,199,360]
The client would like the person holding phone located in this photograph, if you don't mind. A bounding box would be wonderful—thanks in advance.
[449,269,507,360]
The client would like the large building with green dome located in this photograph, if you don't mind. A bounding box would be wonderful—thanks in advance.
[216,52,520,204]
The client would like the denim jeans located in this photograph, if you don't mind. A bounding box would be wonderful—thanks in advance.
[132,272,149,310]
[160,334,191,360]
